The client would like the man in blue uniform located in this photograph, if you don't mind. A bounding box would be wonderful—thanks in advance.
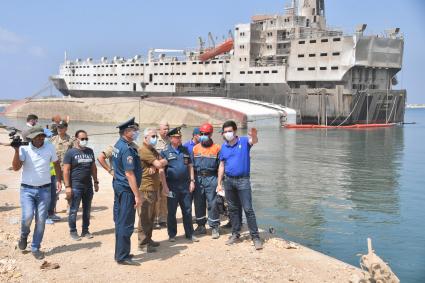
[112,117,142,265]
[217,120,263,250]
[160,127,199,242]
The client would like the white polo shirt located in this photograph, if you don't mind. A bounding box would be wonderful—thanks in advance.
[19,142,58,186]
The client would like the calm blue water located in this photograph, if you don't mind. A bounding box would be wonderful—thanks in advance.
[1,109,424,282]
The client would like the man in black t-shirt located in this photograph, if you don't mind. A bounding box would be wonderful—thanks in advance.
[63,130,99,241]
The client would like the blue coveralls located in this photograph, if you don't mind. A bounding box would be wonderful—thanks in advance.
[160,144,194,239]
[112,137,142,262]
[193,142,221,229]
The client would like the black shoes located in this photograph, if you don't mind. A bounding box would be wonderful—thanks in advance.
[117,258,140,266]
[194,225,207,235]
[148,240,160,247]
[225,234,240,245]
[18,237,27,250]
[32,250,45,260]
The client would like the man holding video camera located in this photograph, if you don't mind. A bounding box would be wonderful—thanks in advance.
[11,126,62,260]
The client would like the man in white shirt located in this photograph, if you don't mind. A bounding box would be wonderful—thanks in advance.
[12,126,62,260]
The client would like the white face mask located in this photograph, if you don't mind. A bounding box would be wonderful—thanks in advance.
[223,132,234,141]
[79,140,88,147]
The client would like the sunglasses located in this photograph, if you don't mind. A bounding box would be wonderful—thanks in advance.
[200,132,209,136]
[79,138,89,141]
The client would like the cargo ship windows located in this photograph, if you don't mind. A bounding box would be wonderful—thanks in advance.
[159,73,163,75]
[198,72,203,75]
[135,64,139,66]
[255,83,261,86]
[176,62,180,65]
[226,60,230,63]
[298,54,305,58]
[205,61,210,65]
[263,70,269,74]
[320,53,327,57]
[320,67,327,70]
[333,38,341,42]
[263,83,269,86]
[192,72,197,75]
[165,63,169,65]
[154,63,158,66]
[125,64,130,67]
[165,73,169,75]
[182,72,186,75]
[170,63,174,65]
[240,71,245,74]
[240,83,245,86]
[211,61,217,64]
[182,62,186,65]
[160,63,163,66]
[267,32,273,37]
[297,67,304,71]
[299,40,305,44]
[218,72,223,75]
[154,73,158,75]
[122,64,125,67]
[332,52,340,56]
[226,71,230,75]
[171,73,174,75]
[309,40,316,43]
[309,54,316,57]
[308,67,315,71]
[321,39,329,43]
[154,83,158,85]
[255,70,261,74]
[248,71,253,74]
[165,83,169,85]
[160,83,163,85]
[272,70,278,73]
[212,72,216,75]
[331,66,339,70]
[218,61,223,63]
[239,32,245,37]
[171,83,174,85]
[192,62,197,65]
[205,72,210,75]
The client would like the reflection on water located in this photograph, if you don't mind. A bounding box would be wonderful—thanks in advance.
[1,111,424,282]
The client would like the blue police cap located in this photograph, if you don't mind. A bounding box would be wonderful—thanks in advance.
[167,127,182,137]
[117,117,138,131]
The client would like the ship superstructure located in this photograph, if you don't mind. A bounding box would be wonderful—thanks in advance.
[51,0,406,125]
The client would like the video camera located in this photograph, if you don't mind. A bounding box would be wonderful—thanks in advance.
[8,128,29,148]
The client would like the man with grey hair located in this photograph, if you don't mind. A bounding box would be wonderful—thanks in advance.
[137,128,168,252]
[153,121,170,229]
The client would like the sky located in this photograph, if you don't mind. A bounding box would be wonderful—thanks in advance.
[0,0,424,103]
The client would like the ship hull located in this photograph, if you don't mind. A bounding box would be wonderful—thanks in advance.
[56,82,405,125]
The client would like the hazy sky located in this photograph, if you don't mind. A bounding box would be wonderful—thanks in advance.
[0,0,424,102]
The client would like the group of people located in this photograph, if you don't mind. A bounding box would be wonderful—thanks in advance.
[12,113,263,265]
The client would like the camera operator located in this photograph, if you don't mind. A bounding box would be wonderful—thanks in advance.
[12,126,62,260]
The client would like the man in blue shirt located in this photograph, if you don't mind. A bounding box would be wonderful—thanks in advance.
[217,120,263,250]
[183,127,200,157]
[112,117,142,265]
[160,127,199,243]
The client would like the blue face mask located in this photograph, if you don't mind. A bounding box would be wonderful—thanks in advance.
[149,137,158,146]
[132,130,140,141]
[199,135,209,143]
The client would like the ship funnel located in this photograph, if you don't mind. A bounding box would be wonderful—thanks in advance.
[356,24,367,36]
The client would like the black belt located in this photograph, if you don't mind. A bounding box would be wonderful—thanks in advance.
[225,175,249,179]
[21,183,51,189]
[196,171,217,177]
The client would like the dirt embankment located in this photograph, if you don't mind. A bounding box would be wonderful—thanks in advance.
[2,97,224,127]
[0,129,361,282]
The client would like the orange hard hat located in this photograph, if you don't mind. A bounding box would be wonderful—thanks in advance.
[200,123,213,134]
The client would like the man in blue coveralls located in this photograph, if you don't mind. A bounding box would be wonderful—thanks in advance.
[183,127,200,156]
[160,127,199,243]
[217,120,263,250]
[112,117,142,265]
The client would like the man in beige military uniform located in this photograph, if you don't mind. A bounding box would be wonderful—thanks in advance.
[49,120,74,221]
[153,121,170,229]
[50,120,74,167]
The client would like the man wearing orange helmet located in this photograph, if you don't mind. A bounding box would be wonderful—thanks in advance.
[192,123,221,239]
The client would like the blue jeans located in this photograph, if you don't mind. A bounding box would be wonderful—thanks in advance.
[167,190,193,238]
[48,176,57,216]
[194,175,220,228]
[20,185,51,252]
[224,176,260,239]
[68,187,93,233]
